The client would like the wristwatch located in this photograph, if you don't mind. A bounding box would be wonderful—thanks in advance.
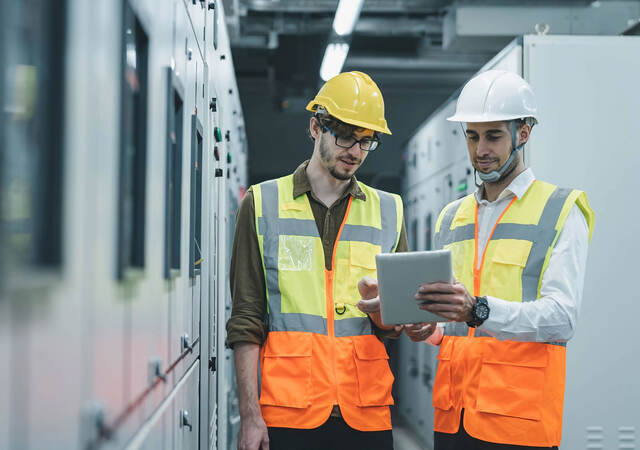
[467,296,490,328]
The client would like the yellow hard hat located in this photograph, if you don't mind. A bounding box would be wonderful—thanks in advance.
[306,71,392,135]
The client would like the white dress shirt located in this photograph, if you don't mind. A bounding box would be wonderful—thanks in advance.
[428,168,589,344]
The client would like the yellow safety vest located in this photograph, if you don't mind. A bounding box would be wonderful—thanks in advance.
[432,180,594,447]
[253,174,403,431]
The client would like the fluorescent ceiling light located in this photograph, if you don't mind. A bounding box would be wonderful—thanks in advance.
[320,42,350,81]
[332,0,365,36]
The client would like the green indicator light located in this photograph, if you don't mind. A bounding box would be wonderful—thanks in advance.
[227,152,232,164]
[214,127,222,143]
[456,182,467,192]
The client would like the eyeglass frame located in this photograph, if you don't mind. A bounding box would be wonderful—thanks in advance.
[317,121,381,152]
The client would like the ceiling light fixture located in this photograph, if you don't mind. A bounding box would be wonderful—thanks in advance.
[320,42,350,81]
[332,0,365,36]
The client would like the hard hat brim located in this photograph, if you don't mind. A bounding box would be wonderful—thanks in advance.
[447,113,538,124]
[306,100,392,135]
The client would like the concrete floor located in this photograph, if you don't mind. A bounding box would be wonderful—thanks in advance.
[392,416,430,450]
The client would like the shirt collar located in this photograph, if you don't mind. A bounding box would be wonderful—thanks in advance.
[474,168,536,203]
[292,160,366,201]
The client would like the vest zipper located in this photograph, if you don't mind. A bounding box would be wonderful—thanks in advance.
[326,196,353,406]
[473,196,518,294]
[471,196,517,337]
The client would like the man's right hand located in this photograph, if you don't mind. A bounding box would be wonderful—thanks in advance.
[234,343,268,450]
[357,277,399,331]
[238,414,269,450]
[357,276,380,308]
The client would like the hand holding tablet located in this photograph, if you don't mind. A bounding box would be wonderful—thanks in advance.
[375,249,453,325]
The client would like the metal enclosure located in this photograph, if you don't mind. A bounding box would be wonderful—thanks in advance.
[0,0,247,449]
[400,35,640,449]
[522,35,640,450]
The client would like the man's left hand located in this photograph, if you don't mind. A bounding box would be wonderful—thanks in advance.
[415,281,475,323]
[403,322,438,342]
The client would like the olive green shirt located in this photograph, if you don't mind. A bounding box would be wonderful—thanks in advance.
[226,160,408,347]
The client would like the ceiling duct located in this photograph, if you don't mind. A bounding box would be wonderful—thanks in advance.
[443,1,640,52]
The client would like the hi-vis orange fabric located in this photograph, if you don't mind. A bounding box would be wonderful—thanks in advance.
[253,175,403,431]
[432,180,594,447]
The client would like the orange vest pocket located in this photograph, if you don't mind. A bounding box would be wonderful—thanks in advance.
[352,337,394,407]
[259,332,313,408]
[432,337,454,410]
[475,342,548,420]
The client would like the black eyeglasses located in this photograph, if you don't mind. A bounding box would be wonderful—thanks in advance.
[320,124,380,152]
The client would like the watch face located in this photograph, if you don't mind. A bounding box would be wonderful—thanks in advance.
[476,303,490,320]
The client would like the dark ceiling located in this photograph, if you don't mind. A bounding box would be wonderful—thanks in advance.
[225,0,640,189]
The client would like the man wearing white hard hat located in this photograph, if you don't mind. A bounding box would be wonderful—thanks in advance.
[413,70,596,448]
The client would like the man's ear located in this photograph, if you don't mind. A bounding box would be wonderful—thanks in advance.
[309,116,321,141]
[519,123,531,146]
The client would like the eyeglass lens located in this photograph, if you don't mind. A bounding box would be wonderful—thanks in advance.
[335,135,378,151]
[320,123,379,151]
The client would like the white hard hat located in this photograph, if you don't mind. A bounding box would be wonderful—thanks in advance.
[447,70,539,124]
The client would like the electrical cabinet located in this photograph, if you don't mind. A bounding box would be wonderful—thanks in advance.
[0,0,247,448]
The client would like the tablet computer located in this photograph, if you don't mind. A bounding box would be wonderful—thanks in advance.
[375,250,453,325]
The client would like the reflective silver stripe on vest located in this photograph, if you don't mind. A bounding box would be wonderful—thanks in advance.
[437,224,475,247]
[258,216,318,237]
[340,191,398,252]
[442,322,470,337]
[519,188,572,301]
[435,188,573,302]
[445,326,567,347]
[258,180,395,336]
[376,189,399,253]
[434,198,467,249]
[335,317,373,337]
[267,297,328,334]
[475,328,568,347]
[486,188,572,301]
[473,328,490,338]
[339,224,384,247]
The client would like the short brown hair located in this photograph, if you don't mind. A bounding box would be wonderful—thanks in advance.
[313,107,372,138]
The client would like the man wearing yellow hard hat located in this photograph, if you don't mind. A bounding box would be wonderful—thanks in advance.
[226,71,408,450]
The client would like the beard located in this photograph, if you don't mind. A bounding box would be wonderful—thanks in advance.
[492,152,520,184]
[475,151,520,185]
[319,136,359,181]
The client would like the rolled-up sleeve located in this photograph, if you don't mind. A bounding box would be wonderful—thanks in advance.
[226,189,268,348]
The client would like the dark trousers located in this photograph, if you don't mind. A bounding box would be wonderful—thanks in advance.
[268,416,394,450]
[434,410,558,450]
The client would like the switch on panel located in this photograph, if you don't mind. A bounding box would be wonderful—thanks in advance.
[180,410,193,431]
